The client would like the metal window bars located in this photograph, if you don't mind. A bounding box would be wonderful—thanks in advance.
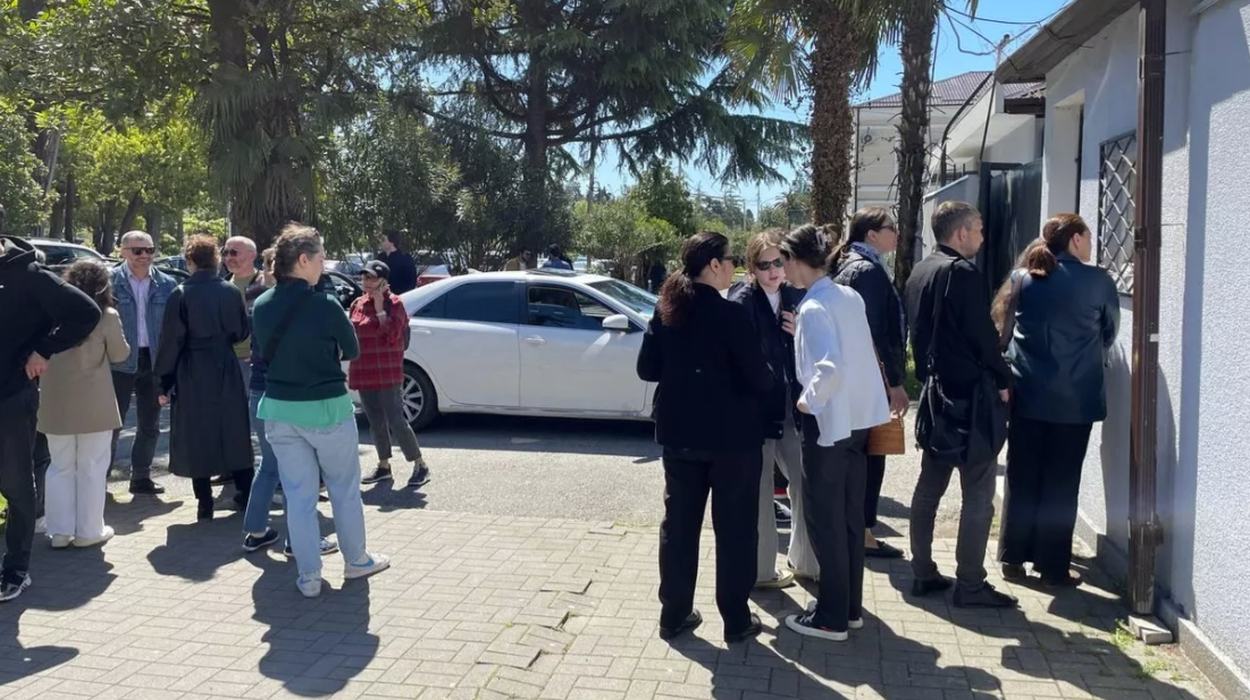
[1098,132,1138,294]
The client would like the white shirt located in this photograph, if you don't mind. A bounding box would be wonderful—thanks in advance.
[764,289,781,315]
[794,277,890,446]
[126,266,152,349]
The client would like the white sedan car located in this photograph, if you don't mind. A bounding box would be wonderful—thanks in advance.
[394,269,658,429]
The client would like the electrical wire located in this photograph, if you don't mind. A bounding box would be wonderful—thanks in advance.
[946,6,1065,27]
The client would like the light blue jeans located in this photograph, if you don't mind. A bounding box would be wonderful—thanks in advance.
[266,416,368,577]
[243,390,279,534]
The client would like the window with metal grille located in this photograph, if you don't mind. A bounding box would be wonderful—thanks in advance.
[1098,132,1137,294]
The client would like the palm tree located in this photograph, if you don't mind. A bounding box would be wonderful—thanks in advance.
[728,0,895,239]
[893,0,977,291]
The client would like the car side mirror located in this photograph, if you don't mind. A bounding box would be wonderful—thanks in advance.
[602,314,631,332]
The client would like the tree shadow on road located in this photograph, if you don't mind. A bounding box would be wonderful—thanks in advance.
[246,555,379,697]
[0,548,115,685]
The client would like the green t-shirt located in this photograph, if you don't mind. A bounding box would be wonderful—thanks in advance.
[256,394,355,429]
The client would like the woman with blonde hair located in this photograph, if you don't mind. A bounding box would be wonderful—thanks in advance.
[38,261,130,548]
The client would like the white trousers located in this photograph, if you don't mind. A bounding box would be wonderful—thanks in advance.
[757,411,817,580]
[45,432,112,539]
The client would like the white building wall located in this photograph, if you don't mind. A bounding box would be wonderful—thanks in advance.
[1037,0,1250,684]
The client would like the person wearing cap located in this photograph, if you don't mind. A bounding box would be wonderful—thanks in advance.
[350,260,431,487]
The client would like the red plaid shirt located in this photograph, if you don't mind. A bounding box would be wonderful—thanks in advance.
[347,292,408,391]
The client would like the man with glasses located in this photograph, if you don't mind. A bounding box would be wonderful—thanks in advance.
[223,236,262,385]
[110,230,177,495]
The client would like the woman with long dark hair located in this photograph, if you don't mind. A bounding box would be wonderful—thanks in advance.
[37,261,129,548]
[637,232,774,643]
[831,207,910,560]
[997,214,1118,587]
[728,229,814,586]
[154,235,254,522]
[781,224,890,642]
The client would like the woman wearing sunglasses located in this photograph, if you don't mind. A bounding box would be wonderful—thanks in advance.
[728,229,815,588]
[780,224,890,642]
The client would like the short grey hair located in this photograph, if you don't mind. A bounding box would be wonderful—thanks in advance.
[225,236,257,252]
[119,230,153,247]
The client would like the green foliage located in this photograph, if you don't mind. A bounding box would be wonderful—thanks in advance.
[0,100,53,232]
[574,198,679,281]
[628,162,696,237]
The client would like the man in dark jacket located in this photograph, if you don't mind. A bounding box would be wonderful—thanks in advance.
[0,230,101,602]
[903,201,1016,609]
[376,231,418,294]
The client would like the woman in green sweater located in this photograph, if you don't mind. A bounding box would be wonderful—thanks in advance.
[252,223,390,598]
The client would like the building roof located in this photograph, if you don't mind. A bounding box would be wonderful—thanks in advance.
[856,70,992,109]
[996,0,1137,83]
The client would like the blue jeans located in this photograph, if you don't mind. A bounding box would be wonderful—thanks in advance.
[243,390,279,534]
[266,416,367,577]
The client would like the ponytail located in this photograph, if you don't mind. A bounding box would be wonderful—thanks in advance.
[833,207,893,269]
[657,232,729,327]
[1028,213,1088,278]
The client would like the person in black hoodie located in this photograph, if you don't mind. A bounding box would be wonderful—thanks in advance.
[637,231,774,644]
[728,229,813,586]
[0,228,101,602]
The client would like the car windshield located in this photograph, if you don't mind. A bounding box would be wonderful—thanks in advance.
[588,279,657,319]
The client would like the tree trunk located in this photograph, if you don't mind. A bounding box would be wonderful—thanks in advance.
[49,192,65,241]
[145,204,164,250]
[806,5,856,239]
[118,191,144,236]
[894,0,937,292]
[63,169,76,242]
[95,200,118,254]
[519,0,550,251]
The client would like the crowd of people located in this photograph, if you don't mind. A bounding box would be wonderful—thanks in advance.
[639,201,1118,643]
[0,219,428,601]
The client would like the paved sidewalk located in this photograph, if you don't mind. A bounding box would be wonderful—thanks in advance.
[0,489,1219,699]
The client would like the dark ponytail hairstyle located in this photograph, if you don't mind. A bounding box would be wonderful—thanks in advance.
[831,207,893,266]
[657,231,730,327]
[1026,213,1088,278]
[780,223,835,273]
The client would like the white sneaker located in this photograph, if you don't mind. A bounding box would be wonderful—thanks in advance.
[49,534,73,549]
[34,517,47,535]
[344,553,391,580]
[73,526,114,548]
[296,573,322,598]
[849,618,864,630]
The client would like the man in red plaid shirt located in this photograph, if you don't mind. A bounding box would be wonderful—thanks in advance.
[349,260,431,487]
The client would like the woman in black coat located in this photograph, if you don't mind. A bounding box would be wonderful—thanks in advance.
[155,235,254,521]
[637,231,774,644]
[831,207,911,559]
[997,213,1118,587]
[728,229,814,585]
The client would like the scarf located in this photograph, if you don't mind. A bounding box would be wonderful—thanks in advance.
[849,242,907,343]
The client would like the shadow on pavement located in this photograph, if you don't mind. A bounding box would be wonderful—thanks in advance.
[360,479,428,513]
[146,518,245,581]
[247,556,379,697]
[401,414,658,458]
[0,548,115,685]
[103,492,183,537]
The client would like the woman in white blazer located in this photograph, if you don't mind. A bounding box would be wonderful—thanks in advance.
[779,224,890,642]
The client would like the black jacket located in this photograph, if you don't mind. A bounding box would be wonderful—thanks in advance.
[727,281,804,438]
[0,237,100,399]
[1007,253,1119,424]
[637,283,774,450]
[833,251,907,387]
[154,270,253,478]
[378,249,418,294]
[905,245,1011,398]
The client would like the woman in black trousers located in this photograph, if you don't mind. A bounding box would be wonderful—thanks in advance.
[997,214,1119,587]
[831,208,911,559]
[637,232,774,644]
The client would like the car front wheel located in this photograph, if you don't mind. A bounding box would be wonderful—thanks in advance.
[401,363,438,431]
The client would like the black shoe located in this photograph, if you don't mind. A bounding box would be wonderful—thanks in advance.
[361,466,393,485]
[865,541,905,559]
[407,463,431,488]
[1040,570,1082,588]
[129,478,165,495]
[658,610,703,640]
[0,571,31,603]
[773,500,792,527]
[242,528,280,552]
[1001,563,1029,581]
[724,613,763,644]
[953,583,1018,608]
[911,575,953,597]
[196,501,214,521]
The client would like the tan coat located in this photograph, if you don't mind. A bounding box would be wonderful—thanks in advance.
[38,308,130,435]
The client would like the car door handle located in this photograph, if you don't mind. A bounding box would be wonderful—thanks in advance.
[413,327,432,336]
[524,336,546,345]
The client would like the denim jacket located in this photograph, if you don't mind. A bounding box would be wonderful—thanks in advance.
[110,264,178,373]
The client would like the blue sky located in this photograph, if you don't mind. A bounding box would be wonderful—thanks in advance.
[590,0,1072,212]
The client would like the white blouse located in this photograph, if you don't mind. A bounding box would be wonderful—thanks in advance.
[794,277,891,446]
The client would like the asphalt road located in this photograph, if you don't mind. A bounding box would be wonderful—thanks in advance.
[113,407,966,535]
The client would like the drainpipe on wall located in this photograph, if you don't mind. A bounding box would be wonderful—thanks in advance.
[1128,0,1166,618]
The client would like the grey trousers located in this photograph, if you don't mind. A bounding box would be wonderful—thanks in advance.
[909,452,997,592]
[358,386,422,463]
[756,411,816,581]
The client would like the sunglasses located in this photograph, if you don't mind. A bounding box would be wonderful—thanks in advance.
[126,247,156,256]
[222,249,246,257]
[754,258,785,271]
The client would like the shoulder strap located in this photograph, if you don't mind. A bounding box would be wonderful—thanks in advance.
[925,262,955,371]
[262,290,317,364]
